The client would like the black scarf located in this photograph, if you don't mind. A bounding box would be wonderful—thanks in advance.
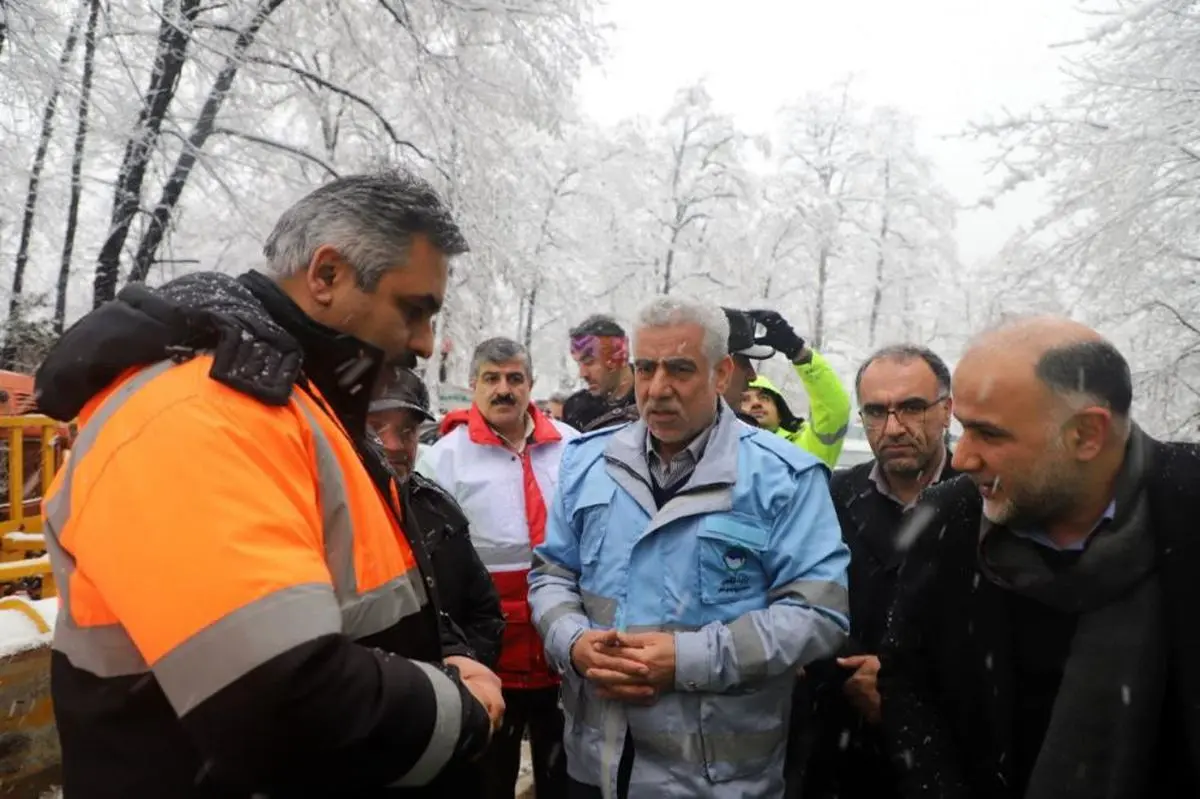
[977,426,1165,799]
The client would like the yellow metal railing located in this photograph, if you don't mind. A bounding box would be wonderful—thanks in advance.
[0,415,66,598]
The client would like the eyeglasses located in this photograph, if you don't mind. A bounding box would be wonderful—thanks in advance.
[859,395,949,430]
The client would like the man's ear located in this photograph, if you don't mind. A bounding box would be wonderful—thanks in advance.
[305,244,350,306]
[1070,407,1112,462]
[714,355,734,395]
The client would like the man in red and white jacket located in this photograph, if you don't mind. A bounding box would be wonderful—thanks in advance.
[418,336,577,799]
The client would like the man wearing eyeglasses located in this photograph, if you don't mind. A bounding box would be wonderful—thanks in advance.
[800,344,956,799]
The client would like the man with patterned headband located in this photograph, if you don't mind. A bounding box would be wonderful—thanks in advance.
[562,314,639,432]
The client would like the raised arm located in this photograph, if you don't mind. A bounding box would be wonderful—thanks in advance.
[791,350,852,468]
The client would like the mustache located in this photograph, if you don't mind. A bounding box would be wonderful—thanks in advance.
[491,394,518,406]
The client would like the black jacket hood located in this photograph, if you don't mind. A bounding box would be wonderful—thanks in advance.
[36,272,303,421]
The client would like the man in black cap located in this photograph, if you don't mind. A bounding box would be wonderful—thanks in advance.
[369,365,438,477]
[369,367,505,672]
[721,307,851,469]
[722,307,776,425]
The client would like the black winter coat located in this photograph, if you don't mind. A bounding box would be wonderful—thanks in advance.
[404,472,505,669]
[800,457,957,799]
[878,440,1200,798]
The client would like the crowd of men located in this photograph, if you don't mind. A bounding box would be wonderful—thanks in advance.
[32,170,1200,799]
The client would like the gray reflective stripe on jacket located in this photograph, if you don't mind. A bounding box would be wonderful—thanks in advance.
[44,358,459,785]
[473,538,534,571]
[565,678,784,766]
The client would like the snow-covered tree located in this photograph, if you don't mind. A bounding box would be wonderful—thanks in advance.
[972,0,1200,436]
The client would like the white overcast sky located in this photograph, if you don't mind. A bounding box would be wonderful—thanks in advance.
[577,0,1093,265]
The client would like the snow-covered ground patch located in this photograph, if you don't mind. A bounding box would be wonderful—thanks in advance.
[517,739,534,798]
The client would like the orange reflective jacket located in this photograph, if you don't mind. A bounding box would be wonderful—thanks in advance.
[44,355,480,796]
[47,355,424,685]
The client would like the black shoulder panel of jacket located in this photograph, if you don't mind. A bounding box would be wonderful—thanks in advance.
[180,633,490,794]
[581,402,640,433]
[914,472,978,512]
[562,388,604,432]
[36,272,302,421]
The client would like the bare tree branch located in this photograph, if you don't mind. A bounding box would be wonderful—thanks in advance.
[247,54,445,176]
[211,127,339,178]
[1144,299,1200,339]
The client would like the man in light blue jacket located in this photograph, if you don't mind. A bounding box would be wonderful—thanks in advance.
[528,296,851,799]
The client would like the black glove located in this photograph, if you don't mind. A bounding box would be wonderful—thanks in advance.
[749,309,806,361]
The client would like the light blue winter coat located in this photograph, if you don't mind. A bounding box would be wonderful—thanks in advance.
[528,403,851,798]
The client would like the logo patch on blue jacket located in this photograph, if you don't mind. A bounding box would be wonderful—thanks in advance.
[719,545,752,593]
[723,546,748,571]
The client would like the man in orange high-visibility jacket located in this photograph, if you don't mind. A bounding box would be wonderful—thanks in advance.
[35,170,504,799]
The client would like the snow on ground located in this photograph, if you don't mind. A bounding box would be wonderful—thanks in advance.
[515,739,535,798]
[0,595,58,657]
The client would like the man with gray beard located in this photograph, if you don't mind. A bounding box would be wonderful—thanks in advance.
[879,316,1200,798]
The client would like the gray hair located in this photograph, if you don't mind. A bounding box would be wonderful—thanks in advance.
[633,296,730,366]
[470,337,533,381]
[263,169,469,290]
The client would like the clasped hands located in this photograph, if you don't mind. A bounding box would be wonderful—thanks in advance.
[570,629,676,705]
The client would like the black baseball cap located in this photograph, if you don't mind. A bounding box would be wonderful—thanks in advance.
[369,366,436,421]
[723,308,775,360]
